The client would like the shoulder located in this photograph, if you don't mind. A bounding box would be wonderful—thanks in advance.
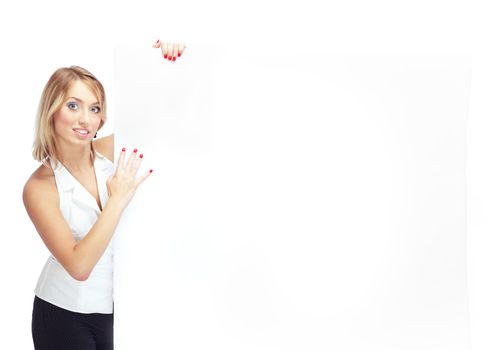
[92,134,114,163]
[23,163,58,211]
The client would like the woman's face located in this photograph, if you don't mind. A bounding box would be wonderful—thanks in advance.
[53,80,102,147]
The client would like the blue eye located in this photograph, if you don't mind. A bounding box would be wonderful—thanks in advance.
[91,106,101,113]
[67,102,78,110]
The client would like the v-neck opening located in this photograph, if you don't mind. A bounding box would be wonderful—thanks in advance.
[58,158,103,213]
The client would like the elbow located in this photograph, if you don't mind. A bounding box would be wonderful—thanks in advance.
[67,264,91,282]
[69,245,92,281]
[72,272,90,282]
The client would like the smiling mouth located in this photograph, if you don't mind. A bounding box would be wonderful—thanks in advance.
[73,129,90,135]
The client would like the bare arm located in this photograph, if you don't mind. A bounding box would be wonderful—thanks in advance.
[23,177,126,281]
[72,197,124,279]
[24,149,150,281]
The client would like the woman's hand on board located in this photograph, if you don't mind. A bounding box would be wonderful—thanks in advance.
[153,39,186,62]
[106,147,152,210]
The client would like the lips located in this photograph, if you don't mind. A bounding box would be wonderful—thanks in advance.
[73,128,90,135]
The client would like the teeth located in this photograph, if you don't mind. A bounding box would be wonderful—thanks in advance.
[74,129,89,135]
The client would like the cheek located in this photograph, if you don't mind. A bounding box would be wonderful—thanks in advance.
[53,110,75,135]
[93,116,103,129]
[53,112,68,129]
[54,109,73,124]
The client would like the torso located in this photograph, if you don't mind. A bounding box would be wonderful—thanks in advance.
[65,164,103,211]
[29,140,112,211]
[32,160,101,210]
[28,136,115,313]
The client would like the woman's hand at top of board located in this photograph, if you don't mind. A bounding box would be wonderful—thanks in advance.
[153,39,186,62]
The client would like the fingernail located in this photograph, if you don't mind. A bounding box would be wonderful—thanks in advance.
[164,54,167,59]
[178,52,181,57]
[139,154,143,158]
[122,147,126,152]
[133,148,138,153]
[172,57,176,61]
[149,169,153,173]
[156,39,160,43]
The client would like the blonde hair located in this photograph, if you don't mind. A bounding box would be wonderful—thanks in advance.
[32,66,107,168]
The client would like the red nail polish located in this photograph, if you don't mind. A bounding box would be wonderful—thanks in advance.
[139,154,143,158]
[122,147,126,152]
[164,54,167,59]
[178,52,181,57]
[173,57,176,61]
[133,148,137,153]
[149,169,153,173]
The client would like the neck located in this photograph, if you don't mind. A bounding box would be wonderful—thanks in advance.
[55,140,94,172]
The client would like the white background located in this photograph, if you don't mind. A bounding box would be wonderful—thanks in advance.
[0,0,497,349]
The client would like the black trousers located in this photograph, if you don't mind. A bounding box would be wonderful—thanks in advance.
[32,295,114,350]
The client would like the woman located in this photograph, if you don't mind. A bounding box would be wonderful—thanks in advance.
[23,39,185,349]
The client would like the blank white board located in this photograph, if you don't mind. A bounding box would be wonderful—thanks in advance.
[114,47,471,350]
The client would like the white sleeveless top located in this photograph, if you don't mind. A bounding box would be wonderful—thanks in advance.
[34,151,115,314]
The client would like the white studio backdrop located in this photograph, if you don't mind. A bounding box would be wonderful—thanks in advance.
[7,1,497,349]
[113,47,471,349]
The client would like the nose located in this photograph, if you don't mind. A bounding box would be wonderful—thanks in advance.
[78,109,90,125]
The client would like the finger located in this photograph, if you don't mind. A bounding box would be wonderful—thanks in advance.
[136,169,153,187]
[172,43,178,62]
[116,147,126,175]
[130,153,144,177]
[167,42,173,60]
[178,43,186,57]
[161,43,168,59]
[152,39,161,48]
[125,148,138,173]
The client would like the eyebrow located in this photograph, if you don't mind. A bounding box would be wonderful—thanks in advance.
[68,97,100,105]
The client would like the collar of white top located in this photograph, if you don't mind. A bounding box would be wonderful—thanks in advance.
[49,151,113,213]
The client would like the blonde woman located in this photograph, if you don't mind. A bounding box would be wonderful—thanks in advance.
[23,40,185,349]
